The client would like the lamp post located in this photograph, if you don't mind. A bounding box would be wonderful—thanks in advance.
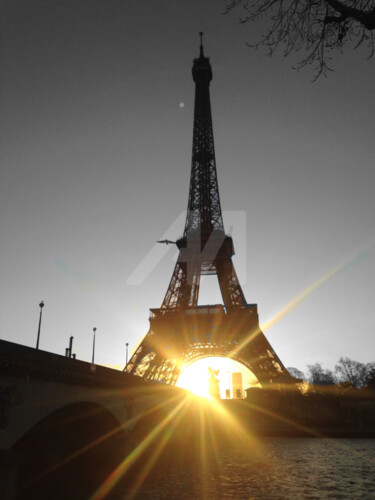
[126,342,129,365]
[92,327,97,364]
[36,301,44,349]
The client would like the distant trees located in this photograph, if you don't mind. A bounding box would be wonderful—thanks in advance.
[334,357,375,388]
[295,357,375,387]
[224,0,375,78]
[283,359,375,387]
[307,363,335,385]
[368,365,375,385]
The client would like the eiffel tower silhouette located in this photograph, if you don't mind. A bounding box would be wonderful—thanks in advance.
[126,35,294,387]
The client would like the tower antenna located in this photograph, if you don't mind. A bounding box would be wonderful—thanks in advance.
[199,31,204,56]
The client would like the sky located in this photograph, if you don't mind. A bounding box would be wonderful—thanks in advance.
[1,0,375,377]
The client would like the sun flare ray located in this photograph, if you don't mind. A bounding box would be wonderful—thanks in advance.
[90,397,188,500]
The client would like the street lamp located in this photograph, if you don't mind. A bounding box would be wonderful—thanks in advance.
[92,327,97,364]
[36,301,44,350]
[126,342,129,365]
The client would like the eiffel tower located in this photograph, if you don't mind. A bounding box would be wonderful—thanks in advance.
[126,35,294,387]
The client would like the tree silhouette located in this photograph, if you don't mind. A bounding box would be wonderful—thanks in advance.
[224,0,375,78]
[307,362,335,385]
[335,357,375,388]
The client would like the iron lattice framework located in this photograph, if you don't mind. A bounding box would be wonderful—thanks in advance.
[125,38,295,387]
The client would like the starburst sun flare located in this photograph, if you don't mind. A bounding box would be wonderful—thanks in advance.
[176,356,260,399]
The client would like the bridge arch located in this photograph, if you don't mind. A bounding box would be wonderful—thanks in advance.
[12,402,126,500]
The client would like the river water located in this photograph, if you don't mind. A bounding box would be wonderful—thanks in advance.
[118,438,375,499]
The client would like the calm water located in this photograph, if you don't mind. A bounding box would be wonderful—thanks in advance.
[119,438,375,499]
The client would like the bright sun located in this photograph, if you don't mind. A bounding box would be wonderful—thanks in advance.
[176,357,260,399]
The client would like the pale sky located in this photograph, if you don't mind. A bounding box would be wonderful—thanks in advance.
[1,1,374,376]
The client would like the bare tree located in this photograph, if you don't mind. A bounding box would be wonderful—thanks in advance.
[224,0,375,78]
[307,362,335,385]
[364,362,375,385]
[364,363,375,388]
[335,357,375,387]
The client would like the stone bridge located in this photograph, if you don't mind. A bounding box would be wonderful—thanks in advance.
[0,340,186,499]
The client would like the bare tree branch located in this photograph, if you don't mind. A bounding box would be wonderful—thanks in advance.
[224,0,375,77]
[324,0,375,29]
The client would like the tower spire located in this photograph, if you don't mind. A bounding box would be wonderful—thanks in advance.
[199,31,204,57]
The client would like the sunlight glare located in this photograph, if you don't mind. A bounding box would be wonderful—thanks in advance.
[177,357,260,399]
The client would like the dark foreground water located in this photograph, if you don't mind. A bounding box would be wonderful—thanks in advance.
[117,438,375,500]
